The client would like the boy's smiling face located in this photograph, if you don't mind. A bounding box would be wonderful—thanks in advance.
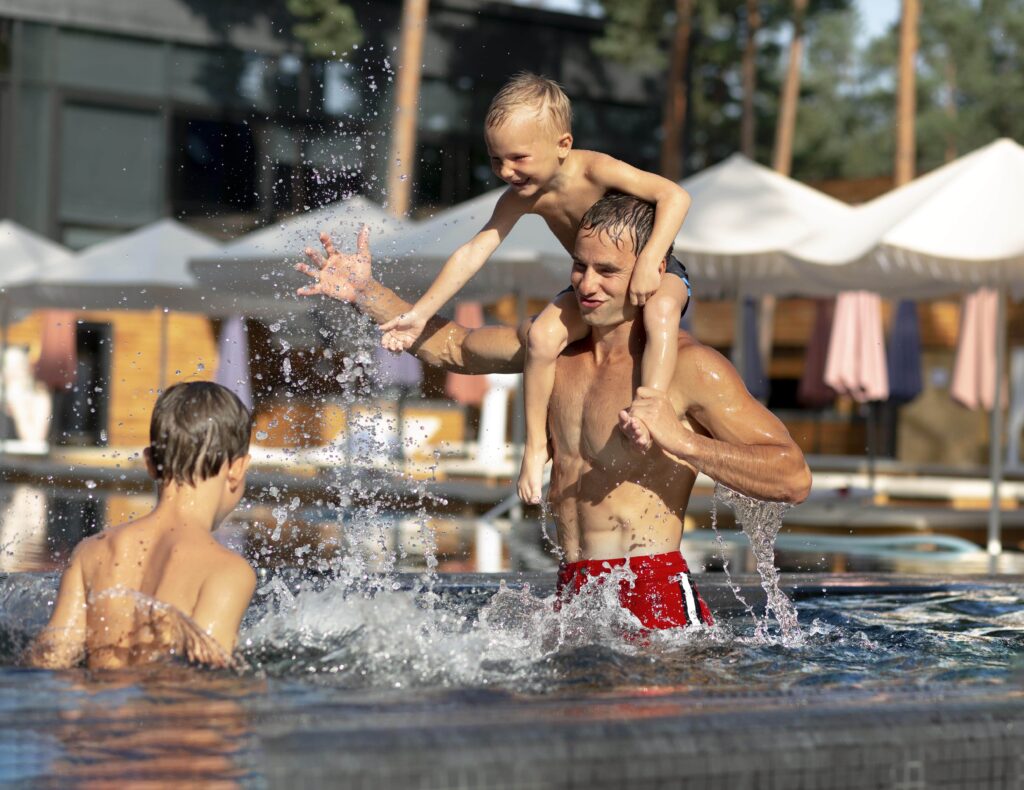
[485,108,572,197]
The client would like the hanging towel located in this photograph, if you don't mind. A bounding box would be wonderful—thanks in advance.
[951,288,1002,411]
[824,291,889,403]
[886,300,923,404]
[798,298,837,408]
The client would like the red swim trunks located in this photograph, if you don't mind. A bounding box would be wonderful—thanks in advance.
[556,550,714,629]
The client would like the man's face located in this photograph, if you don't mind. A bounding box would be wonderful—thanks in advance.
[569,228,640,327]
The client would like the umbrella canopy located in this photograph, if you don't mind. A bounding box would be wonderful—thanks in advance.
[675,154,853,298]
[824,291,889,404]
[0,222,73,324]
[27,219,219,312]
[787,139,1024,296]
[189,196,412,307]
[379,188,570,302]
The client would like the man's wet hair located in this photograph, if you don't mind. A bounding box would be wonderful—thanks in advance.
[485,72,573,136]
[149,382,252,486]
[578,192,674,261]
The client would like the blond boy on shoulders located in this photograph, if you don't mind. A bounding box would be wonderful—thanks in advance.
[376,73,692,506]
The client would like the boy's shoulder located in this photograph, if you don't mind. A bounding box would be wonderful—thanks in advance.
[572,149,624,176]
[197,542,256,583]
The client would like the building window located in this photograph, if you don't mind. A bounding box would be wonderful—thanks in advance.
[171,116,257,214]
[57,29,166,98]
[58,103,165,234]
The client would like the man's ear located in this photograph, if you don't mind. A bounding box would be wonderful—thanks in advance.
[557,132,573,158]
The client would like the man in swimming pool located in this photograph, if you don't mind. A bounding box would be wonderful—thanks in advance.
[296,193,811,629]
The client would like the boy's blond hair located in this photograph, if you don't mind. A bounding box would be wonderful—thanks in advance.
[485,72,572,136]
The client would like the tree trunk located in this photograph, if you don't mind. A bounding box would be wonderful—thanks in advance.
[772,0,808,176]
[895,0,920,185]
[386,0,430,217]
[660,0,694,181]
[741,0,761,158]
[944,55,957,163]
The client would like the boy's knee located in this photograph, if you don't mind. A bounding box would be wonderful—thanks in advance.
[527,315,569,360]
[644,294,680,330]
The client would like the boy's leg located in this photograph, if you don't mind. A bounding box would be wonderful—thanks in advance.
[628,275,689,449]
[520,290,589,504]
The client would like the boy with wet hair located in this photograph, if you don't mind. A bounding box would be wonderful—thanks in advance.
[27,381,256,670]
[378,72,692,506]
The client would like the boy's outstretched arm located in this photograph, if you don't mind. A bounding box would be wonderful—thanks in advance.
[587,153,691,306]
[379,189,528,351]
[26,549,88,668]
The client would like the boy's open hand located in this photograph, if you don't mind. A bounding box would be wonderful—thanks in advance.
[380,310,427,352]
[295,226,372,303]
[628,264,661,307]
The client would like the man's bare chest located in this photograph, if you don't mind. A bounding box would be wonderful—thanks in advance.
[549,353,639,466]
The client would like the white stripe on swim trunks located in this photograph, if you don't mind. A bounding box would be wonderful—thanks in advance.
[678,573,700,625]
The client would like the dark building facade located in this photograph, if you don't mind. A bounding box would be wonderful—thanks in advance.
[0,0,662,247]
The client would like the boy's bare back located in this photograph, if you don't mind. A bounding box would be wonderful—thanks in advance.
[28,382,256,671]
[66,516,254,669]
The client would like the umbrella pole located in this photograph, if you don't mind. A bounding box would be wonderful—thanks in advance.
[987,292,1007,574]
[866,401,877,495]
[0,294,7,457]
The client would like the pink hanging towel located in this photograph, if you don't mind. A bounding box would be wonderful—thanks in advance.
[824,291,889,403]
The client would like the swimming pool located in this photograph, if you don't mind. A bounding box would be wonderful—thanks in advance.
[2,569,1022,787]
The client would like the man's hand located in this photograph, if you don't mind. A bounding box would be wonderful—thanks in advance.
[295,227,372,303]
[379,309,428,352]
[621,387,691,456]
[628,261,661,307]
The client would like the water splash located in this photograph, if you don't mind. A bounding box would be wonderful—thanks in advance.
[711,484,801,644]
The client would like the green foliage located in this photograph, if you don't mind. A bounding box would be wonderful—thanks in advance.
[287,0,363,58]
[591,0,1024,182]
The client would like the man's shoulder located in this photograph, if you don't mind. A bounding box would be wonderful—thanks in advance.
[674,332,732,381]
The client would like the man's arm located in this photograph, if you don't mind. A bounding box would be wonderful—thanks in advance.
[26,550,88,668]
[296,228,525,374]
[624,347,811,504]
[587,153,692,306]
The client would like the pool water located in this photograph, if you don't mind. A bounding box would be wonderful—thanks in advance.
[2,571,1023,786]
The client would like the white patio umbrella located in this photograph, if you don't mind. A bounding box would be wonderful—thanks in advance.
[26,219,223,388]
[784,138,1024,570]
[675,154,853,299]
[785,139,1024,296]
[379,187,569,302]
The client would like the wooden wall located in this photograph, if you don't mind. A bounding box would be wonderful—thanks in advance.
[6,309,218,447]
[5,294,1017,467]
